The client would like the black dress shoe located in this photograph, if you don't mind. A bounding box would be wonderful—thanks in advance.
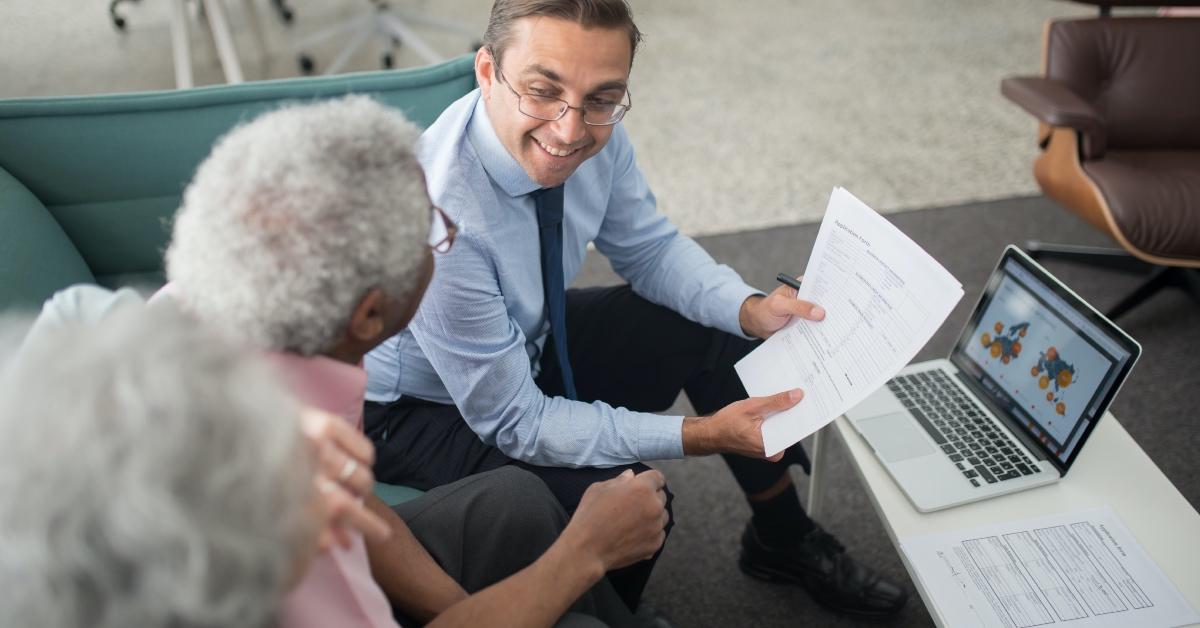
[738,522,908,617]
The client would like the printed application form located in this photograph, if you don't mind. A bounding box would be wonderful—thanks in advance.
[900,507,1199,628]
[735,187,963,456]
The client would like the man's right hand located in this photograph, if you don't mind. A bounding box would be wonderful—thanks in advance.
[559,469,669,575]
[681,388,805,460]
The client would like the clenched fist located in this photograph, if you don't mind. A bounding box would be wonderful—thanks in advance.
[559,469,669,574]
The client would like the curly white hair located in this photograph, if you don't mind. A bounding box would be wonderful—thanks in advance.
[0,305,316,628]
[166,95,429,355]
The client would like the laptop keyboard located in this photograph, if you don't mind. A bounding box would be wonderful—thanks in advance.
[887,370,1040,487]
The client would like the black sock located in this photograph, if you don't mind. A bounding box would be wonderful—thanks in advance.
[749,488,815,548]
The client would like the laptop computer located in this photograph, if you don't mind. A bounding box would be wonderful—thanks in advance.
[845,246,1141,512]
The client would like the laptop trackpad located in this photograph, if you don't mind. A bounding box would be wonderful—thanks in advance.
[859,414,936,463]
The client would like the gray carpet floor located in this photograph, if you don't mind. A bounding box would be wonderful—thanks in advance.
[573,195,1200,628]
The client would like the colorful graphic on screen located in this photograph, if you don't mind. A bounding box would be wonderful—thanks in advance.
[954,256,1137,466]
[1030,347,1076,416]
[980,321,1028,365]
[962,274,1110,453]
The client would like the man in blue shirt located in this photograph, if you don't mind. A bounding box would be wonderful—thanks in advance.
[365,0,906,617]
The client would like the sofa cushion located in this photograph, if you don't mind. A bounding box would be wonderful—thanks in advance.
[0,166,94,311]
[0,55,476,295]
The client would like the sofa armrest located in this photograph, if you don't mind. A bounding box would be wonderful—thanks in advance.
[0,166,95,313]
[1001,76,1107,159]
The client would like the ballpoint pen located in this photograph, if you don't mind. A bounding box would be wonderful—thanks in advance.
[775,273,802,291]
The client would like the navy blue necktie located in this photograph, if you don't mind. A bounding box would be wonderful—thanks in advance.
[531,185,578,400]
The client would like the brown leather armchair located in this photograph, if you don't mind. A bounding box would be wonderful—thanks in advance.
[1001,3,1200,320]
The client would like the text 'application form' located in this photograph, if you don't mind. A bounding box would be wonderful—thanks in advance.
[736,187,963,456]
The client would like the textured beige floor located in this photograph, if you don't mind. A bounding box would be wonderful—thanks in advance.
[1,0,1095,234]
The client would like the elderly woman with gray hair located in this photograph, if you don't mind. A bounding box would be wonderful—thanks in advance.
[0,302,323,628]
[162,95,666,628]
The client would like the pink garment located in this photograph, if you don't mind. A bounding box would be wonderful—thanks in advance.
[153,284,398,627]
[269,353,400,628]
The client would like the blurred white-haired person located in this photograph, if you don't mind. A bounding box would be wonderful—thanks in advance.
[164,95,666,628]
[0,301,322,628]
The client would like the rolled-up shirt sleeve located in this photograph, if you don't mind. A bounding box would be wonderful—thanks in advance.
[409,229,685,467]
[593,125,761,340]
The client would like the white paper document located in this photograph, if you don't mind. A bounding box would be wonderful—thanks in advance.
[900,507,1199,628]
[735,187,963,456]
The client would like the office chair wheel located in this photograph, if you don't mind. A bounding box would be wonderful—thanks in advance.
[272,0,294,23]
[298,54,316,74]
[109,0,140,31]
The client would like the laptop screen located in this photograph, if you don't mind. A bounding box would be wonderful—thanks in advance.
[951,248,1139,471]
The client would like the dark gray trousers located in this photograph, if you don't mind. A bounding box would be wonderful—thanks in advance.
[391,466,633,628]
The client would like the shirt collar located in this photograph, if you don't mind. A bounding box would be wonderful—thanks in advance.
[266,353,368,430]
[467,94,541,198]
[153,283,369,429]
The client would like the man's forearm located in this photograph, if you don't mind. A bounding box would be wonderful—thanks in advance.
[363,494,468,622]
[682,415,716,456]
[426,534,603,628]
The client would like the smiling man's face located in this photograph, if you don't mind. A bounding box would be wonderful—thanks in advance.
[476,17,632,188]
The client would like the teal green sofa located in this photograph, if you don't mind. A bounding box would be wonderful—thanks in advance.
[0,54,475,313]
[0,55,477,504]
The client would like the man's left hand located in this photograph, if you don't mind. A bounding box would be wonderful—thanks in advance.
[738,278,825,339]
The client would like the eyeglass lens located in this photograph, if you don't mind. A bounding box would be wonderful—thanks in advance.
[519,95,626,125]
[497,66,628,126]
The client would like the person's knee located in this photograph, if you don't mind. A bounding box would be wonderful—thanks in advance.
[476,466,568,536]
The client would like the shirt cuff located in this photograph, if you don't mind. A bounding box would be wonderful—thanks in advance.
[636,413,686,460]
[715,282,765,341]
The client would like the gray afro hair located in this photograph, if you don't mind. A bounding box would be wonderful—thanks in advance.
[0,306,316,628]
[166,95,429,355]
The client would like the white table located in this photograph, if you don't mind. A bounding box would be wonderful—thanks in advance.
[806,412,1200,627]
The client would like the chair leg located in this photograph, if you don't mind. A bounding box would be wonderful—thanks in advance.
[1107,267,1173,321]
[1178,268,1200,305]
[168,0,195,89]
[378,11,443,64]
[1027,242,1200,321]
[1024,241,1154,274]
[271,0,293,23]
[199,0,244,84]
[110,0,142,30]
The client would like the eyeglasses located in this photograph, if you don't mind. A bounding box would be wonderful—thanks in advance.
[495,66,631,126]
[428,206,457,253]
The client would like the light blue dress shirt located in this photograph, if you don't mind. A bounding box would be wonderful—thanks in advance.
[365,89,760,467]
